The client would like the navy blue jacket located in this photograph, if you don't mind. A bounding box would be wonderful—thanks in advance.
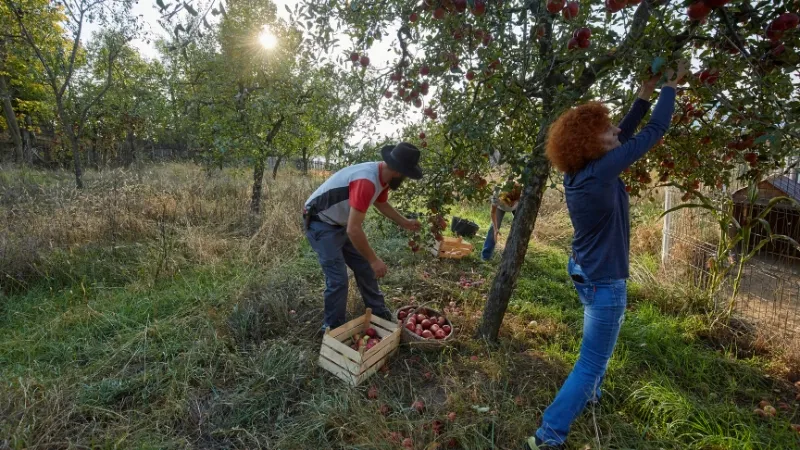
[564,87,676,281]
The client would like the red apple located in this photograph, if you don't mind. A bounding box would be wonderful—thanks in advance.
[419,65,430,76]
[383,90,392,99]
[625,185,632,193]
[466,70,475,80]
[687,2,712,22]
[415,325,424,335]
[405,321,415,332]
[419,132,426,139]
[368,385,378,399]
[430,324,441,333]
[698,69,719,85]
[435,329,446,339]
[562,1,579,20]
[442,325,452,334]
[359,55,369,67]
[568,37,579,50]
[437,316,446,326]
[421,319,432,329]
[472,0,486,16]
[546,0,565,14]
[605,0,625,13]
[574,27,591,41]
[365,327,377,338]
[399,310,407,320]
[409,12,418,22]
[448,411,457,421]
[412,400,425,413]
[422,329,434,339]
[578,38,590,49]
[420,81,429,95]
[454,0,467,12]
[433,7,446,19]
[402,437,413,448]
[421,140,428,148]
[773,12,800,31]
[380,404,391,415]
[349,52,359,62]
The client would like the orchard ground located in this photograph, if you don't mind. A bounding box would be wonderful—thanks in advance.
[1,163,800,449]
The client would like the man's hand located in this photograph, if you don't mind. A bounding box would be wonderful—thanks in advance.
[494,229,500,242]
[371,257,388,279]
[403,218,421,232]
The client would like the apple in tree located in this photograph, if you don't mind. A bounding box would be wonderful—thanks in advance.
[568,38,579,50]
[420,65,430,76]
[472,0,486,16]
[384,90,392,99]
[562,1,579,20]
[419,132,426,139]
[454,0,467,13]
[574,27,591,41]
[433,7,446,19]
[409,12,418,22]
[349,52,359,62]
[687,2,712,22]
[466,70,475,81]
[359,55,369,67]
[605,0,625,13]
[546,0,565,14]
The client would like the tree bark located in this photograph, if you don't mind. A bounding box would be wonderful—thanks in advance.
[271,154,283,179]
[301,147,309,175]
[476,125,552,341]
[0,75,24,164]
[250,157,266,214]
[57,101,83,189]
[23,115,33,164]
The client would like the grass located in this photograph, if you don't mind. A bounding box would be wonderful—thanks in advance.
[1,163,799,449]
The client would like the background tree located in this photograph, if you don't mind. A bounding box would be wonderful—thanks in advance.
[5,0,137,187]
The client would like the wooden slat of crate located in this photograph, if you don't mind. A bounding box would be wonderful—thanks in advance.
[318,354,357,386]
[355,348,397,386]
[329,316,368,339]
[360,329,400,370]
[369,315,397,332]
[322,334,361,363]
[319,343,361,374]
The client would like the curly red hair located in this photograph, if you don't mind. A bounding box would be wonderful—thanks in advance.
[546,102,611,174]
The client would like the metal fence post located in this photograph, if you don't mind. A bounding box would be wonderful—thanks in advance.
[661,187,673,266]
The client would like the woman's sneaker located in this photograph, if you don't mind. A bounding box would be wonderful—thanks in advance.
[523,436,564,450]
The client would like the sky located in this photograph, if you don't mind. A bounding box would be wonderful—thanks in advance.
[83,0,411,144]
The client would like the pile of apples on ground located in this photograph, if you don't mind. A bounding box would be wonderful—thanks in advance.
[399,307,452,340]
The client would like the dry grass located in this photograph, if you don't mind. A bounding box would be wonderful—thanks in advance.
[0,163,316,292]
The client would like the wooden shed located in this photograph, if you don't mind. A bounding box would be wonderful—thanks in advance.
[731,176,800,260]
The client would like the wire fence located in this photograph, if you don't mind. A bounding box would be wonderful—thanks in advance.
[661,174,800,346]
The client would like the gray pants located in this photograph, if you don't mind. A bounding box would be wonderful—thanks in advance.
[305,220,391,328]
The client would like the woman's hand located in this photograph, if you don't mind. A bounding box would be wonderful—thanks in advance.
[664,59,689,88]
[638,74,661,100]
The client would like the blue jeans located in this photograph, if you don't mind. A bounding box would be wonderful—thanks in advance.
[535,258,627,446]
[481,209,514,260]
[306,220,391,328]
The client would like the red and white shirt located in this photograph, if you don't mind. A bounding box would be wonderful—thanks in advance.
[304,162,389,226]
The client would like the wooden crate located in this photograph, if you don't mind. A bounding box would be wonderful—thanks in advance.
[317,308,401,386]
[430,236,474,259]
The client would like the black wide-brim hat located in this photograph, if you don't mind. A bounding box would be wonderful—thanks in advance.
[381,142,423,180]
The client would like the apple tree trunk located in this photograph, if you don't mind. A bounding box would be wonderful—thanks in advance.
[0,75,24,164]
[250,156,266,214]
[477,123,552,342]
